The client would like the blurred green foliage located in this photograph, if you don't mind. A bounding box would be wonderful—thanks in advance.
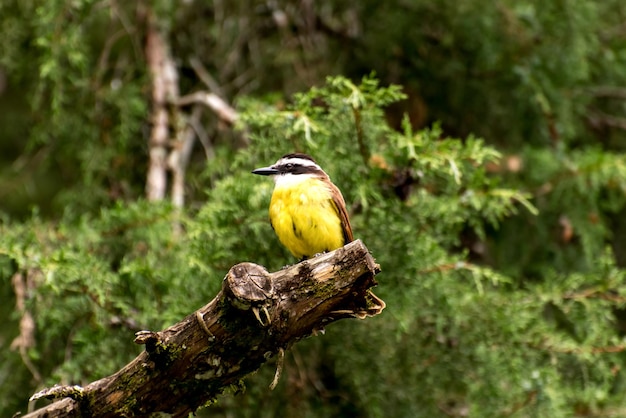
[2,0,626,417]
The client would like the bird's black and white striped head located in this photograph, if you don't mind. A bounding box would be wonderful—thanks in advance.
[252,153,328,183]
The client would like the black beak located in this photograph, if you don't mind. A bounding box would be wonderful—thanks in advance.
[252,166,279,176]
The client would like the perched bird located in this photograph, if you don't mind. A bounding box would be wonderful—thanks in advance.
[252,153,353,260]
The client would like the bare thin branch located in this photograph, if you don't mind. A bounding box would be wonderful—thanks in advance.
[588,111,626,131]
[176,91,238,125]
[189,56,224,96]
[169,106,202,208]
[11,270,42,384]
[586,86,626,99]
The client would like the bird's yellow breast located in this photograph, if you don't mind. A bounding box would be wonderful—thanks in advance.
[269,177,345,259]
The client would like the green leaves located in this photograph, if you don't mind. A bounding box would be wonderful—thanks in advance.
[0,60,624,417]
[1,0,626,415]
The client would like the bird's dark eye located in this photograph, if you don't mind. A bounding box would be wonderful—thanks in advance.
[285,163,294,169]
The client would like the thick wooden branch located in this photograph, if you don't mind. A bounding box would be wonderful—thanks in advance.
[20,240,385,418]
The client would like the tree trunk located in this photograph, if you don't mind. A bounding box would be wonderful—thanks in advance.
[21,240,385,418]
[145,9,178,202]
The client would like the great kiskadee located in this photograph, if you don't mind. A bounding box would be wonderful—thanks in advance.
[252,153,353,260]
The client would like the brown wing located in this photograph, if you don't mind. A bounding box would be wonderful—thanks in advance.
[329,182,354,244]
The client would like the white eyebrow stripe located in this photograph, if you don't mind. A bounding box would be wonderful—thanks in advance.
[275,157,320,169]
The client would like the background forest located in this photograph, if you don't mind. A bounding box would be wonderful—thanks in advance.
[2,0,626,417]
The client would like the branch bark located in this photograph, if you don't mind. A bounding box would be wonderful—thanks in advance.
[20,240,385,418]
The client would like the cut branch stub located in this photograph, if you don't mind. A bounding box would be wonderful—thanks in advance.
[226,262,274,306]
[224,241,385,334]
[21,239,384,418]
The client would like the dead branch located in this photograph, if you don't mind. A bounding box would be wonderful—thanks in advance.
[19,240,385,418]
[586,86,626,100]
[189,56,225,97]
[11,270,42,385]
[169,106,202,209]
[188,107,215,160]
[144,15,239,209]
[145,11,179,201]
[587,111,626,131]
[176,91,238,125]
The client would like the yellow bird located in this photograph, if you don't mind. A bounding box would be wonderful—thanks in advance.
[252,153,353,260]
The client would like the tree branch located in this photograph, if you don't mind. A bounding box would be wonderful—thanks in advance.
[585,86,626,100]
[176,91,238,125]
[587,110,626,131]
[20,240,385,418]
[11,270,42,385]
[169,105,202,209]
